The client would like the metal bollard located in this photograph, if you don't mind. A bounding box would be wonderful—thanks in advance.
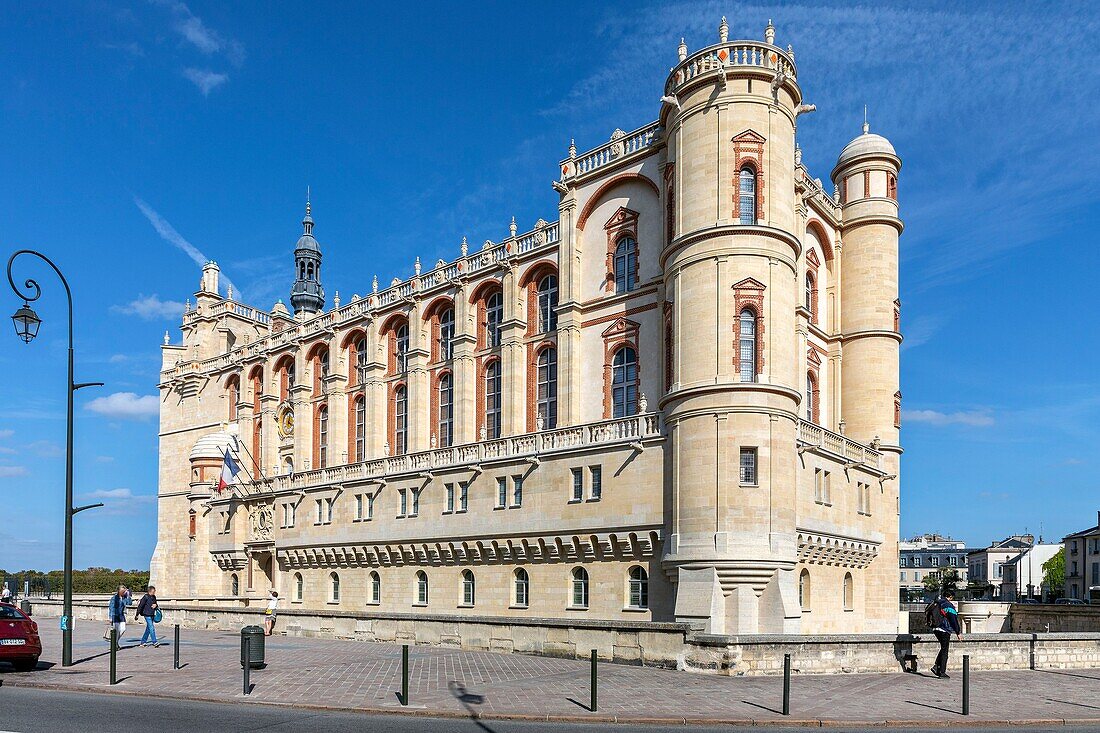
[109,628,117,685]
[590,649,598,712]
[173,624,180,669]
[782,653,791,716]
[962,655,970,716]
[242,636,251,695]
[401,644,409,706]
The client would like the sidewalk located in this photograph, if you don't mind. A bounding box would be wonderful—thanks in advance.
[5,623,1100,727]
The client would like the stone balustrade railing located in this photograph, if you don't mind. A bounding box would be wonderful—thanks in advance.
[236,413,662,496]
[796,420,883,472]
[562,122,660,180]
[666,41,797,96]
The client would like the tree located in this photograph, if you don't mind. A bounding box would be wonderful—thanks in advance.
[923,568,961,596]
[1042,547,1065,600]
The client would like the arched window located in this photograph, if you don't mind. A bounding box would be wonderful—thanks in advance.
[799,569,811,611]
[514,568,530,608]
[805,272,815,315]
[612,347,638,418]
[461,570,475,606]
[438,373,454,447]
[537,348,557,429]
[843,572,854,611]
[739,167,756,224]
[227,378,239,421]
[355,337,368,381]
[294,573,303,602]
[353,397,366,462]
[484,361,502,439]
[416,571,429,605]
[739,309,757,383]
[394,324,409,373]
[317,405,329,468]
[614,237,638,294]
[485,292,503,347]
[571,567,589,609]
[369,571,381,604]
[537,274,558,332]
[230,574,239,597]
[393,386,408,455]
[628,566,649,609]
[805,373,817,423]
[330,572,341,603]
[287,362,296,392]
[315,348,330,393]
[439,307,455,361]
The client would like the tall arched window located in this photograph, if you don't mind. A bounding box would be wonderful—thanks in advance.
[294,572,303,602]
[393,386,408,455]
[571,567,589,609]
[415,571,428,605]
[330,572,341,603]
[287,362,296,392]
[484,361,502,439]
[394,324,409,373]
[614,237,638,294]
[628,566,649,609]
[485,292,503,347]
[805,272,815,314]
[231,574,239,596]
[355,337,368,382]
[799,569,811,611]
[739,309,757,383]
[612,347,638,418]
[227,377,239,421]
[354,397,366,462]
[461,570,475,606]
[438,373,454,447]
[537,274,558,332]
[739,167,756,224]
[514,568,530,607]
[537,348,557,429]
[843,572,854,611]
[315,348,330,393]
[439,307,455,360]
[317,405,329,468]
[806,372,818,423]
[369,571,381,604]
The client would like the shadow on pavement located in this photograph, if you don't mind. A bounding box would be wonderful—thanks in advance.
[449,680,495,732]
[1047,698,1100,710]
[1037,669,1100,682]
[906,699,962,716]
[741,699,784,716]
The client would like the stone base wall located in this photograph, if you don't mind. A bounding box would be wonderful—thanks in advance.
[1010,604,1100,633]
[29,600,1100,676]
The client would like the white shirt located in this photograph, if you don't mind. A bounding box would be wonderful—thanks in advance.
[266,597,278,614]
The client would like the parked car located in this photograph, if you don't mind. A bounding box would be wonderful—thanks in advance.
[0,603,41,672]
[1055,598,1087,606]
[1017,598,1041,604]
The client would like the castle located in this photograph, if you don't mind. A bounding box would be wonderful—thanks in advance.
[151,17,903,635]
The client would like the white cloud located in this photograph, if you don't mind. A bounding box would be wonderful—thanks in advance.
[0,447,15,455]
[26,440,63,458]
[95,456,115,463]
[85,392,159,420]
[0,466,28,478]
[900,315,941,352]
[109,354,129,364]
[111,294,185,320]
[152,0,245,64]
[81,488,156,516]
[183,67,229,96]
[903,409,995,427]
[133,197,240,297]
[0,429,13,439]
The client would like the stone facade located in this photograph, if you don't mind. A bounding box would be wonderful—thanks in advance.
[150,18,903,636]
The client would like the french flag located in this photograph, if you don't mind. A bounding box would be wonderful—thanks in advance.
[217,448,241,492]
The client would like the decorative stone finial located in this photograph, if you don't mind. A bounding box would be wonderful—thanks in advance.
[461,236,468,257]
[765,19,775,45]
[719,17,728,43]
[390,277,400,287]
[163,330,170,345]
[787,43,795,61]
[372,275,378,293]
[333,290,340,309]
[184,298,191,312]
[638,392,648,413]
[509,216,517,238]
[536,415,544,431]
[838,419,846,435]
[383,440,390,456]
[568,139,577,159]
[479,426,487,441]
[436,259,446,268]
[430,433,437,449]
[794,144,802,165]
[863,104,870,135]
[678,38,687,62]
[833,184,841,204]
[414,256,421,276]
[227,284,233,300]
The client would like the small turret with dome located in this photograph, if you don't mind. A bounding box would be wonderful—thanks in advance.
[289,192,325,316]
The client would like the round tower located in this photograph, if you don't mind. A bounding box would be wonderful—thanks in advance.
[290,196,325,316]
[659,19,804,634]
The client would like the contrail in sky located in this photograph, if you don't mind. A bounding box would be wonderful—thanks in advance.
[133,196,241,299]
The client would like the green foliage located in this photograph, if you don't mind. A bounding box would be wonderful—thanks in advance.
[923,568,961,595]
[0,568,150,594]
[1042,547,1065,599]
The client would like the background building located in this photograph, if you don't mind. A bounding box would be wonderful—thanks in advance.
[150,18,903,635]
[1064,513,1100,602]
[967,535,1033,600]
[898,534,974,602]
[1000,543,1061,602]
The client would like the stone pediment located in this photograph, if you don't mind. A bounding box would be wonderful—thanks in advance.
[732,277,766,291]
[731,129,766,144]
[806,249,821,268]
[601,317,641,339]
[603,206,640,232]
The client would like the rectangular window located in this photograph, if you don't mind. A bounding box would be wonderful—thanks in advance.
[445,483,455,514]
[410,488,420,517]
[589,466,602,500]
[399,489,407,517]
[315,499,323,525]
[512,475,523,507]
[931,556,940,567]
[914,556,921,567]
[326,498,334,524]
[496,477,507,508]
[1092,563,1099,586]
[739,447,757,485]
[458,482,468,512]
[571,468,583,502]
[900,571,906,582]
[914,571,921,582]
[367,492,375,520]
[355,494,363,521]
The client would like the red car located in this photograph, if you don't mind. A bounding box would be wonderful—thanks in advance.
[0,603,41,672]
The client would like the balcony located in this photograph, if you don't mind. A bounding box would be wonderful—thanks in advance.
[796,420,884,472]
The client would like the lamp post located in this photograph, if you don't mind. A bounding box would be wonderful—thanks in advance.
[7,250,103,667]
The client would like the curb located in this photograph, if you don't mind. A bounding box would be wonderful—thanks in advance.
[0,677,1090,728]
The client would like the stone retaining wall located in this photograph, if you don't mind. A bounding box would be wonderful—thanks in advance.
[28,600,1100,676]
[1010,604,1100,633]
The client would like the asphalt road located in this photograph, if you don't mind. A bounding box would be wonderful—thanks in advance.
[0,686,1094,733]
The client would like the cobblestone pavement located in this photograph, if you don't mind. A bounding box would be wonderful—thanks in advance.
[4,624,1100,726]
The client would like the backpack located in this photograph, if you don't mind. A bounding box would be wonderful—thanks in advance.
[924,600,941,629]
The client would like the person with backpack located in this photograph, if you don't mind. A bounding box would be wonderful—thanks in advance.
[135,585,160,647]
[926,589,962,678]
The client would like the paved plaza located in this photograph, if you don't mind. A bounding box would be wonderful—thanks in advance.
[4,624,1100,726]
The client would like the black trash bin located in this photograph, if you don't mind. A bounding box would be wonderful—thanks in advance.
[241,625,265,669]
[19,600,31,616]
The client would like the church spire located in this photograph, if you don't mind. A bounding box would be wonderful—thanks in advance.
[290,191,325,316]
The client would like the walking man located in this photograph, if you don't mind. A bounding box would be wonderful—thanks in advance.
[135,585,160,647]
[930,589,962,678]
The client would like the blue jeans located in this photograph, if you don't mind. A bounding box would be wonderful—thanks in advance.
[140,616,158,645]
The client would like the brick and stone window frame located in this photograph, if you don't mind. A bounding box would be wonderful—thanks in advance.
[423,296,456,364]
[520,261,559,337]
[313,402,329,468]
[600,317,640,419]
[379,314,410,377]
[663,302,674,392]
[887,172,898,200]
[470,280,504,351]
[341,328,368,388]
[248,365,263,474]
[388,381,409,455]
[432,369,455,447]
[479,357,503,440]
[732,278,766,381]
[806,346,823,424]
[348,394,366,462]
[804,248,820,324]
[525,340,557,431]
[731,129,765,223]
[274,354,295,401]
[894,391,902,429]
[663,162,675,245]
[305,342,330,396]
[225,373,240,422]
[603,207,640,294]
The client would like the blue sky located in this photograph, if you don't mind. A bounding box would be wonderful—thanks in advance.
[1,1,1098,570]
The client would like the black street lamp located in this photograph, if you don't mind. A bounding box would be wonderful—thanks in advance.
[6,250,104,667]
